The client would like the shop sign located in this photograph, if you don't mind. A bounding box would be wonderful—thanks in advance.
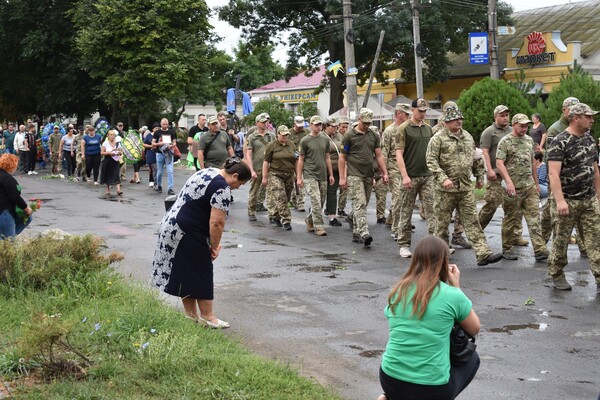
[278,92,318,103]
[516,31,556,66]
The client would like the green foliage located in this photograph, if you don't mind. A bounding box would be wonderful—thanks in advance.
[228,41,285,92]
[458,78,532,143]
[243,97,294,129]
[534,64,600,139]
[507,69,545,109]
[295,101,319,120]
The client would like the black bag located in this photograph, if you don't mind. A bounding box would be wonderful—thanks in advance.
[450,324,477,366]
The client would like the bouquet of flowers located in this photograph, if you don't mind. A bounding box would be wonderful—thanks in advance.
[15,198,42,224]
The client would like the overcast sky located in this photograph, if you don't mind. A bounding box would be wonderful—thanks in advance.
[207,0,587,65]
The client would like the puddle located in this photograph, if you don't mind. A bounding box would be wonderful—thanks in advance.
[258,237,287,246]
[359,350,384,358]
[246,250,275,253]
[299,265,337,273]
[101,196,133,204]
[249,272,280,279]
[348,345,363,350]
[550,315,568,320]
[225,265,244,269]
[287,262,308,268]
[326,274,338,279]
[488,323,547,334]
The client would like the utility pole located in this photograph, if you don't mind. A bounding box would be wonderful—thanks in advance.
[411,0,424,98]
[362,30,386,108]
[342,1,358,120]
[488,0,500,79]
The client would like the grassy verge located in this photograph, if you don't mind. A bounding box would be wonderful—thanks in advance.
[0,235,340,399]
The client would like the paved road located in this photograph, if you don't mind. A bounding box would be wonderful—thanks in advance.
[20,164,600,400]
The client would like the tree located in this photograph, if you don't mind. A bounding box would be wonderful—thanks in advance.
[218,0,512,115]
[457,78,532,144]
[72,0,213,124]
[227,41,285,92]
[534,64,600,139]
[242,97,293,129]
[295,101,319,120]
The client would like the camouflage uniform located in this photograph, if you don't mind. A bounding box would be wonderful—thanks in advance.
[381,122,402,234]
[426,117,495,263]
[264,133,296,225]
[374,163,388,221]
[289,126,309,209]
[48,132,62,174]
[304,179,328,228]
[247,129,275,217]
[395,119,435,248]
[546,106,600,287]
[73,132,86,179]
[495,127,547,255]
[479,123,524,244]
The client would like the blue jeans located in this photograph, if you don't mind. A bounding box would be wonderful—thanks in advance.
[0,209,31,239]
[156,153,173,190]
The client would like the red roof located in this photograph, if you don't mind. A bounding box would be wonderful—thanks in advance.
[250,65,326,93]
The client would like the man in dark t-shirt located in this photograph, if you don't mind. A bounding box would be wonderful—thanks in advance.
[188,114,208,171]
[152,118,177,195]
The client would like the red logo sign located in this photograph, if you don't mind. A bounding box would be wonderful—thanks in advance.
[527,31,546,55]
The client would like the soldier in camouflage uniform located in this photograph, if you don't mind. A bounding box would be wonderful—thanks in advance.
[289,116,309,211]
[381,103,410,239]
[246,113,275,221]
[336,118,350,216]
[395,98,435,258]
[432,101,471,249]
[495,114,549,261]
[372,125,388,223]
[547,103,600,291]
[426,106,503,266]
[297,116,334,236]
[339,108,388,247]
[479,105,525,245]
[262,125,297,230]
[542,97,587,256]
[324,118,344,226]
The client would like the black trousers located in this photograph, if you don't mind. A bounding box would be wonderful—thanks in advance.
[380,352,480,400]
[85,154,101,182]
[63,151,75,176]
[28,147,37,172]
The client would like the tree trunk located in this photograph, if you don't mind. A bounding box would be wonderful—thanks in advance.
[327,41,345,115]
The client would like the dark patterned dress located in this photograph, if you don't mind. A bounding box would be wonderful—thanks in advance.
[151,168,231,299]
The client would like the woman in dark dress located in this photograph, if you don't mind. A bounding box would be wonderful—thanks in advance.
[151,157,251,328]
[99,130,123,196]
[0,154,32,239]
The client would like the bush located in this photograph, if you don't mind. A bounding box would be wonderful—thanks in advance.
[458,78,532,144]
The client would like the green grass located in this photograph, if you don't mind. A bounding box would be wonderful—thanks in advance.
[0,235,341,399]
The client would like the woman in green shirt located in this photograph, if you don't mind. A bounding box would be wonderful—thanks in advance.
[378,236,480,400]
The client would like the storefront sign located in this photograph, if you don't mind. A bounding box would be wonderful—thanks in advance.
[278,92,318,103]
[516,32,556,66]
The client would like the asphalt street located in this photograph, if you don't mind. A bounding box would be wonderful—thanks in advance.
[18,163,600,400]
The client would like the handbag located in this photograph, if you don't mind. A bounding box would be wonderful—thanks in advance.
[449,324,477,366]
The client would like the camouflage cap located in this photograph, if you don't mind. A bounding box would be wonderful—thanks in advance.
[359,108,374,123]
[337,117,350,124]
[294,116,305,127]
[494,105,510,115]
[511,113,532,125]
[277,125,290,135]
[309,115,322,124]
[569,103,599,116]
[255,113,269,123]
[324,118,338,126]
[442,106,464,122]
[208,116,219,124]
[395,103,412,114]
[442,101,458,112]
[562,97,579,108]
[412,98,428,111]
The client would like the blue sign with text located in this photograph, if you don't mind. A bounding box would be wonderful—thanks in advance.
[469,32,489,65]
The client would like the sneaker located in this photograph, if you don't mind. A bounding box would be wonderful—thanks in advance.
[315,227,327,236]
[305,218,314,232]
[248,214,257,221]
[411,224,415,231]
[451,235,472,249]
[59,174,65,178]
[338,210,348,217]
[377,217,386,224]
[93,181,99,186]
[449,247,456,255]
[552,276,572,290]
[74,176,80,182]
[257,204,268,212]
[535,250,549,261]
[477,252,503,266]
[352,233,361,242]
[149,182,155,188]
[513,238,529,246]
[167,189,175,195]
[283,223,292,231]
[329,218,342,227]
[502,250,518,260]
[399,246,412,258]
[27,171,33,175]
[362,234,373,247]
[32,171,38,175]
[157,186,163,193]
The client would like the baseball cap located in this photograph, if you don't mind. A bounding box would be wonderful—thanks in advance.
[359,108,374,123]
[396,103,412,114]
[324,118,338,127]
[562,97,580,108]
[494,105,510,115]
[337,117,350,124]
[309,115,322,124]
[412,98,428,111]
[511,113,532,124]
[294,116,305,127]
[569,103,599,116]
[443,106,464,122]
[207,116,219,125]
[442,101,458,112]
[277,125,290,135]
[255,113,269,123]
[78,125,84,130]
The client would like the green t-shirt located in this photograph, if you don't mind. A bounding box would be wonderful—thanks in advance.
[495,133,535,189]
[341,127,380,178]
[299,133,330,180]
[381,282,472,386]
[198,130,231,169]
[327,133,343,172]
[479,123,512,173]
[264,140,296,174]
[394,120,432,177]
[247,131,275,172]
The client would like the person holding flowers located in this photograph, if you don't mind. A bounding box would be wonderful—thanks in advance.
[0,153,33,239]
